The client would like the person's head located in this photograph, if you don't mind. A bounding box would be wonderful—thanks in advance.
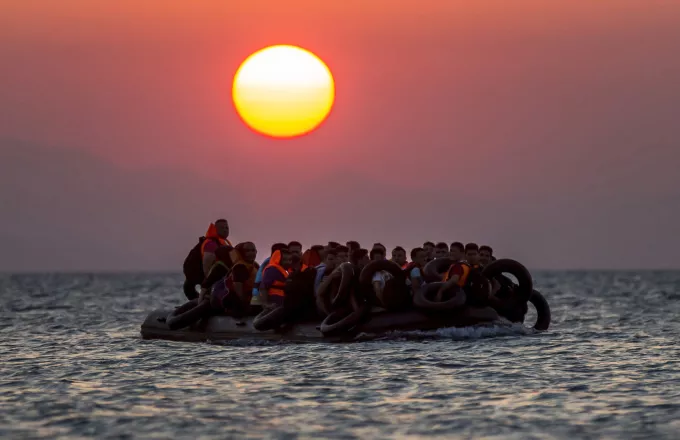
[351,248,370,268]
[278,249,293,269]
[287,241,303,258]
[370,247,385,261]
[215,219,229,239]
[479,245,493,266]
[465,243,480,265]
[236,241,257,264]
[215,245,235,267]
[434,242,449,258]
[372,242,387,254]
[346,241,360,252]
[423,242,435,260]
[289,254,302,272]
[449,241,464,262]
[271,242,288,255]
[410,247,427,267]
[324,248,338,271]
[336,245,349,263]
[310,244,325,260]
[328,241,341,249]
[391,246,407,266]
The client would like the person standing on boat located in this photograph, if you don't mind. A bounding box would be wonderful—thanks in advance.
[181,219,232,300]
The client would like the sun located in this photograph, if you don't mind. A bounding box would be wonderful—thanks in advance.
[232,45,335,139]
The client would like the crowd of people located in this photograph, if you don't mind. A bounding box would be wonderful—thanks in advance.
[179,219,501,323]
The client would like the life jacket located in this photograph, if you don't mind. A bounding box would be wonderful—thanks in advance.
[442,261,472,287]
[230,247,257,293]
[301,249,321,268]
[199,223,232,258]
[264,250,289,297]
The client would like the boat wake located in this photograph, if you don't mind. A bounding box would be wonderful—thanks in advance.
[206,321,539,346]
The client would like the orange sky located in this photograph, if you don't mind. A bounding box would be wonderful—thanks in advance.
[1,1,680,270]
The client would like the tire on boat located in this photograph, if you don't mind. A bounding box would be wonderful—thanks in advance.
[529,289,551,330]
[331,263,355,307]
[359,260,408,308]
[253,305,288,331]
[319,302,371,337]
[166,299,212,330]
[482,259,533,303]
[413,282,467,311]
[316,270,341,316]
[422,257,454,282]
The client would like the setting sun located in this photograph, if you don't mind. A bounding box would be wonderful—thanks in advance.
[232,45,335,139]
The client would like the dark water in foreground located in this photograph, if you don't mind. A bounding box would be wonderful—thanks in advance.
[1,272,679,439]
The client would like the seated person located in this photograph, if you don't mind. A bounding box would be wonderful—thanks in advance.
[369,247,392,302]
[449,242,464,262]
[251,242,288,305]
[259,249,292,308]
[423,241,435,262]
[433,242,449,259]
[391,246,408,269]
[479,245,494,266]
[335,245,350,264]
[404,247,427,296]
[228,242,258,311]
[314,248,338,295]
[436,243,488,306]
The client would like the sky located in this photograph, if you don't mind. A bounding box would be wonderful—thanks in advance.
[1,0,679,271]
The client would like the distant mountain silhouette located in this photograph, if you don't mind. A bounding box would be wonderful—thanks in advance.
[0,139,251,271]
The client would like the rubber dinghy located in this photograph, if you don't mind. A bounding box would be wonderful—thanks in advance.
[141,258,550,343]
[140,308,509,343]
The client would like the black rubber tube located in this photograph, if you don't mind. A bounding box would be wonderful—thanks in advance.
[253,305,288,331]
[529,289,551,330]
[422,258,454,282]
[358,260,408,308]
[482,259,534,303]
[319,303,371,336]
[316,269,341,316]
[359,260,405,287]
[331,263,355,307]
[167,298,212,330]
[413,282,467,311]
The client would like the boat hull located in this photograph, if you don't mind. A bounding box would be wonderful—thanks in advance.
[140,308,503,343]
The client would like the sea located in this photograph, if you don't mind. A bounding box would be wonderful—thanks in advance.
[1,271,679,439]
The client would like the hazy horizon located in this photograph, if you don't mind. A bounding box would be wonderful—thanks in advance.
[2,1,679,271]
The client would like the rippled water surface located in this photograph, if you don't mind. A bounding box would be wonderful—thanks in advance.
[2,271,680,439]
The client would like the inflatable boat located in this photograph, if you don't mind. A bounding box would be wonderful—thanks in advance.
[140,308,511,343]
[140,258,550,344]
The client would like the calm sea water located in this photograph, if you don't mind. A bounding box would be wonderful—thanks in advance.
[1,271,679,439]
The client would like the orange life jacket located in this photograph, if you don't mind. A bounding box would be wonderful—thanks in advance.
[265,250,289,297]
[199,223,233,258]
[301,249,321,268]
[442,262,471,287]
